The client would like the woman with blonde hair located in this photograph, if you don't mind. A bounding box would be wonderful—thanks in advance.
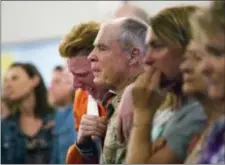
[187,1,225,163]
[125,5,206,164]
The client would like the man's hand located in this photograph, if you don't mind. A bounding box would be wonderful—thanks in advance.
[77,115,107,145]
[132,67,166,112]
[116,84,134,143]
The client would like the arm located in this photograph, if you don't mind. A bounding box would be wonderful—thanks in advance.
[126,108,182,164]
[126,68,182,164]
[126,110,154,163]
[127,98,206,164]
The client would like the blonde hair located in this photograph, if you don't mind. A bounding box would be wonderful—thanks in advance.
[59,21,100,57]
[189,1,225,43]
[150,5,199,50]
[149,6,199,110]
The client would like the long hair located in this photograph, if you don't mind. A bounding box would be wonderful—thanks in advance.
[9,62,54,118]
[150,5,199,51]
[189,1,225,43]
[149,5,199,109]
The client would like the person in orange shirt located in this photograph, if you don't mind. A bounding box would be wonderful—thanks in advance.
[59,21,109,164]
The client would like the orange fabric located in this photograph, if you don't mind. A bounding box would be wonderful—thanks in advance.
[66,144,83,164]
[66,88,107,164]
[74,89,89,131]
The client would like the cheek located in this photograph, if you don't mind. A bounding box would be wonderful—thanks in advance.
[14,81,34,99]
[155,52,182,77]
[215,58,225,78]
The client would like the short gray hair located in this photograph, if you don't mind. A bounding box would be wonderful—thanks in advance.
[118,18,149,56]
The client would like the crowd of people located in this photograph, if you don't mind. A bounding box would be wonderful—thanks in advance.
[1,1,224,164]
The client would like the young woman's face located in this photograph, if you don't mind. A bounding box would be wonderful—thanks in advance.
[4,66,38,101]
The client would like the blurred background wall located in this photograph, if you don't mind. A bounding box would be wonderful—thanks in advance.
[1,1,210,86]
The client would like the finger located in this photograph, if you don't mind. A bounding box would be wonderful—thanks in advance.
[82,114,99,120]
[99,117,108,125]
[134,68,155,88]
[81,129,104,137]
[81,118,107,131]
[148,69,161,91]
[116,116,124,143]
[81,125,106,136]
[142,67,155,85]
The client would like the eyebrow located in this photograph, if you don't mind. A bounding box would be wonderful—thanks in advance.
[206,45,225,56]
[94,43,108,48]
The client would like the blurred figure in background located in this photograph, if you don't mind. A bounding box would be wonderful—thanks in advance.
[189,1,225,163]
[48,65,76,164]
[1,62,55,164]
[113,3,149,22]
[59,21,107,164]
[180,39,224,163]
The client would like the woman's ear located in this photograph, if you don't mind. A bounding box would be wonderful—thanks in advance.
[129,48,141,66]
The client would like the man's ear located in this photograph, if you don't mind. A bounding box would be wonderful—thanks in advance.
[129,48,140,66]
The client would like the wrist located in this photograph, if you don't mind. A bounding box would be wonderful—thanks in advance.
[133,110,155,123]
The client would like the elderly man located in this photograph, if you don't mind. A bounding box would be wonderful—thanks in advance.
[87,17,149,163]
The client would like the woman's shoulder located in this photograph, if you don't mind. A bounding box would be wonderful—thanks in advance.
[1,115,18,128]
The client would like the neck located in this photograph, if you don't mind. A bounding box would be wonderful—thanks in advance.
[114,66,143,94]
[90,87,106,101]
[20,92,36,117]
[56,97,72,108]
[197,94,225,124]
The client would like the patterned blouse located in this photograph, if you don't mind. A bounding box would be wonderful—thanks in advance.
[197,116,225,164]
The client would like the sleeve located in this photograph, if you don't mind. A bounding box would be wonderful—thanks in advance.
[75,139,98,157]
[162,106,206,161]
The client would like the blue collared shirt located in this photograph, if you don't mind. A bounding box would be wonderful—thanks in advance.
[51,104,77,164]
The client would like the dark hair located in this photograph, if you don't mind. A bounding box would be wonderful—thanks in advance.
[9,62,54,117]
[53,65,64,72]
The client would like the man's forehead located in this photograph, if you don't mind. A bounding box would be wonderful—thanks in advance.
[94,23,119,45]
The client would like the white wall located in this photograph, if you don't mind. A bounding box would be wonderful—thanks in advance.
[2,1,210,44]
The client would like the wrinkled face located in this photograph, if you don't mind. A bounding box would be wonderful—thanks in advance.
[144,32,183,88]
[197,30,225,100]
[67,55,95,91]
[3,66,38,101]
[180,40,208,96]
[48,69,73,106]
[88,24,130,89]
